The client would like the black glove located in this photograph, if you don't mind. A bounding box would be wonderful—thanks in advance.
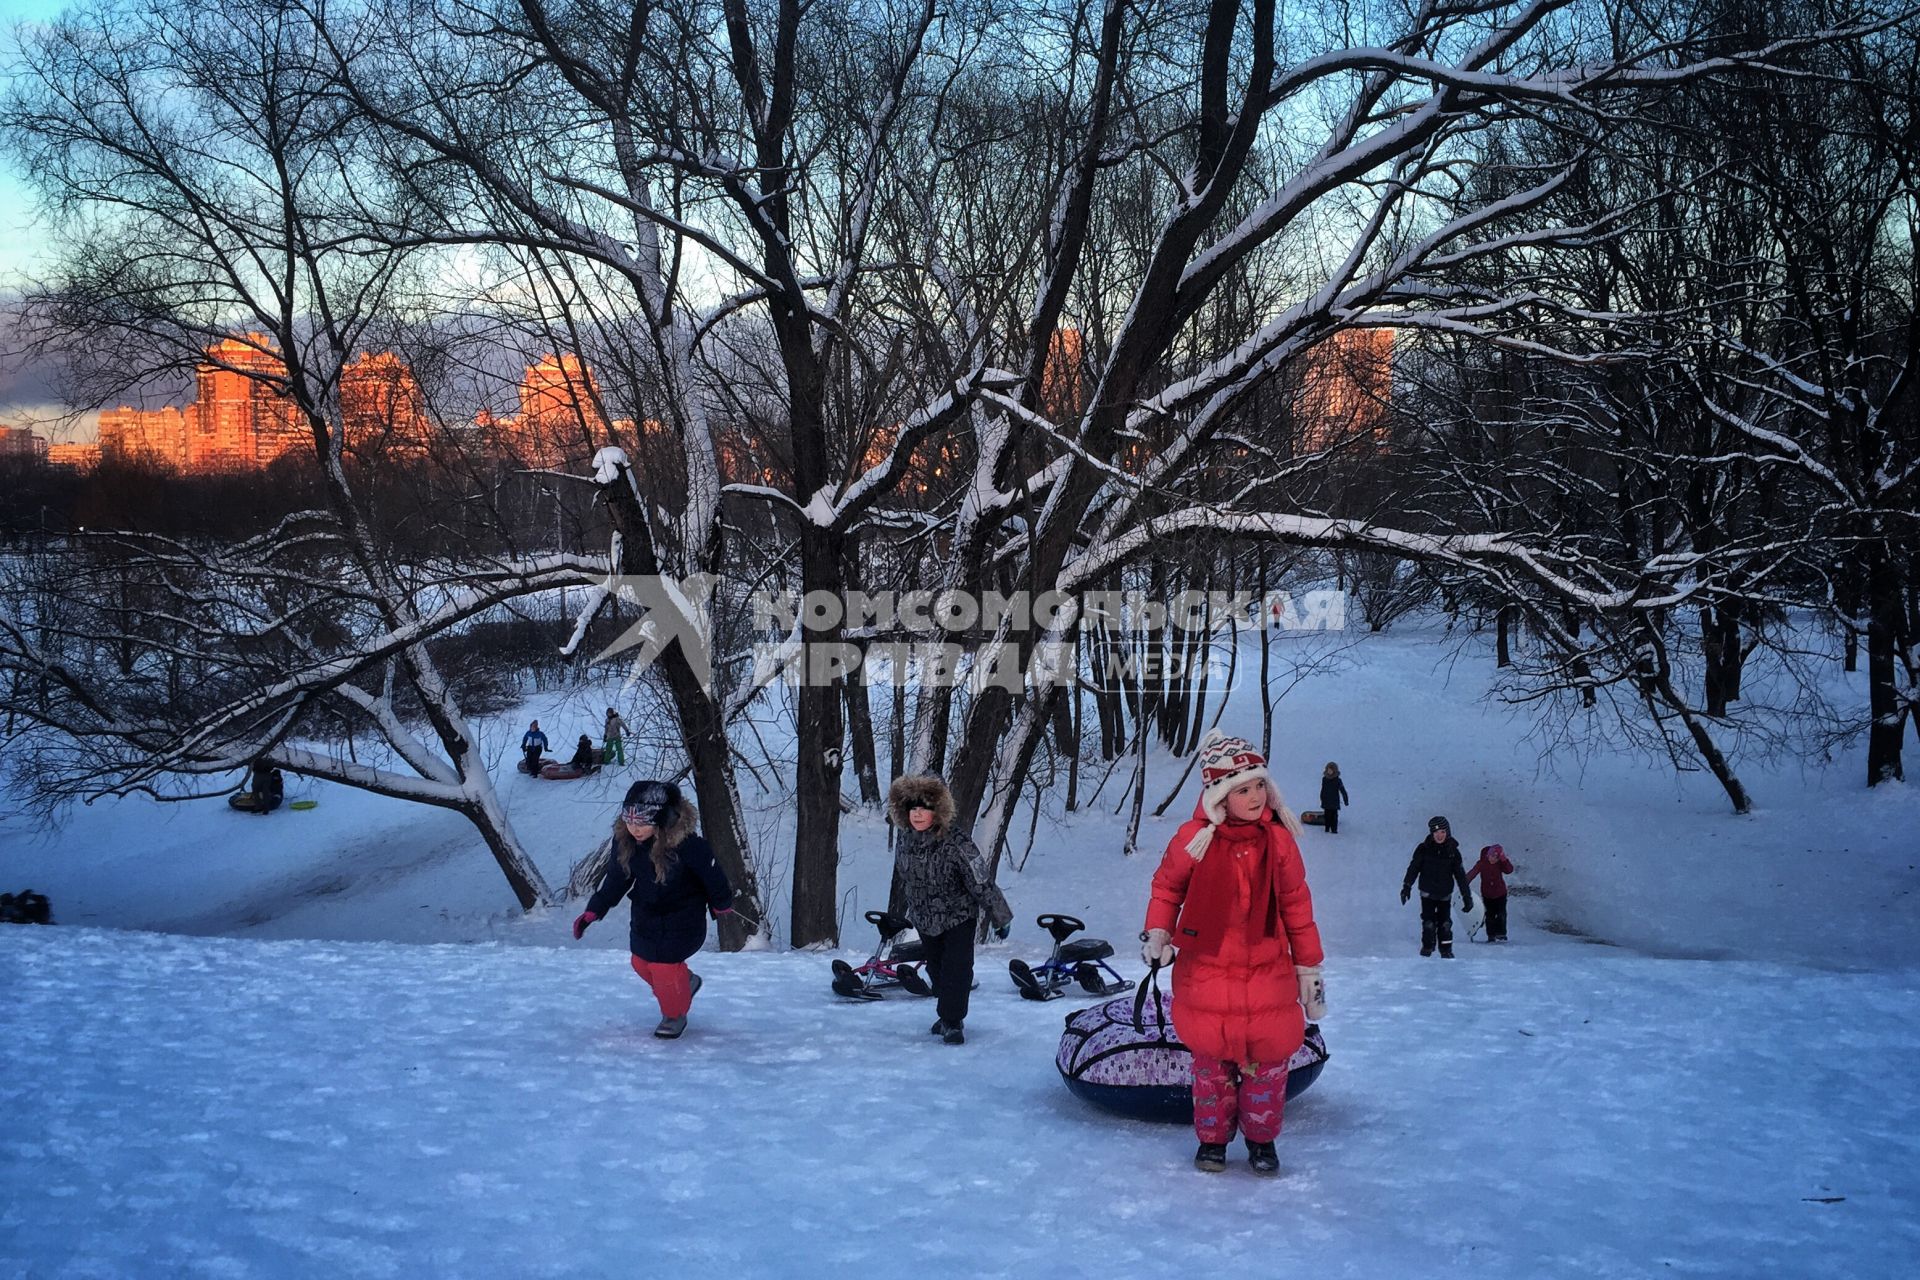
[1400,887,1411,905]
[1461,896,1474,914]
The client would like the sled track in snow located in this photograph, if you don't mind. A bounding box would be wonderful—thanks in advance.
[162,821,472,937]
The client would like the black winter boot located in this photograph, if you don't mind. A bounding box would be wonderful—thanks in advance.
[1194,1143,1229,1173]
[1246,1140,1279,1175]
[941,1023,965,1045]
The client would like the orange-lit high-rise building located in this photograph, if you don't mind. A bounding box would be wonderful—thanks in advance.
[341,352,430,456]
[516,353,608,466]
[1295,328,1393,453]
[1040,328,1089,422]
[98,405,190,468]
[0,424,50,463]
[186,333,302,470]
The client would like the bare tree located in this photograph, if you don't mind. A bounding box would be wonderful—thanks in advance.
[0,0,628,907]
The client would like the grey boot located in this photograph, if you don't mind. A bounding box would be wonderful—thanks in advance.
[654,1015,688,1039]
[688,972,703,1001]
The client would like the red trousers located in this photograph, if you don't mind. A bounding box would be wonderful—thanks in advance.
[630,956,693,1018]
[1190,1054,1289,1144]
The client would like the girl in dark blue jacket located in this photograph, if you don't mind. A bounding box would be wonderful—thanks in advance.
[573,780,733,1039]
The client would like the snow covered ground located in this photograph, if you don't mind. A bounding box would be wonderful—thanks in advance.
[4,625,1919,1277]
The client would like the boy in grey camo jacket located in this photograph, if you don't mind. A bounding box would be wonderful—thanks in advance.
[889,775,1014,1044]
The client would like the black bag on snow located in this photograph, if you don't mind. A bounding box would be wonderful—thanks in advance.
[1054,964,1328,1123]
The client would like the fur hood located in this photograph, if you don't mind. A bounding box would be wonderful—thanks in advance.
[887,774,955,833]
[611,794,699,864]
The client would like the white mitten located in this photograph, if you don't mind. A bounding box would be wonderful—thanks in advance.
[1296,965,1327,1020]
[1141,928,1175,967]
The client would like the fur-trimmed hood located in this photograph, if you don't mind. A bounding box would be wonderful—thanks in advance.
[888,774,956,833]
[612,794,699,864]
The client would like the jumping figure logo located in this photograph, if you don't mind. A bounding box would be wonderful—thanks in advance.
[588,573,719,688]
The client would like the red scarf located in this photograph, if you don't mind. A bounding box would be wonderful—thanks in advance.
[1173,816,1284,956]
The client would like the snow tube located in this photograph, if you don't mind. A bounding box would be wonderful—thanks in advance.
[538,763,598,780]
[227,792,281,813]
[1055,969,1328,1123]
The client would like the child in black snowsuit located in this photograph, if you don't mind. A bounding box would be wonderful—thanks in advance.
[1319,763,1350,834]
[568,734,598,772]
[1401,815,1473,958]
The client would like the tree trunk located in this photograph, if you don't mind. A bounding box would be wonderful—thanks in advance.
[1496,602,1514,668]
[1838,555,1862,672]
[1637,623,1751,814]
[844,674,881,805]
[1260,599,1275,759]
[789,526,849,947]
[1701,603,1744,718]
[1866,544,1907,785]
[656,644,768,949]
[460,797,553,911]
[598,467,766,948]
[1065,642,1082,812]
[890,682,906,783]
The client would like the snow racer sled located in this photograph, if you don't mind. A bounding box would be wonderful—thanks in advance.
[1056,963,1328,1123]
[831,910,935,1001]
[1008,913,1134,1001]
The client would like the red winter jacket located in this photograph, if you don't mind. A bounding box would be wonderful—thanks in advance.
[1145,800,1324,1066]
[1466,846,1514,899]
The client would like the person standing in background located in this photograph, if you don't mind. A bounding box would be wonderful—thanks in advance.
[1319,763,1350,834]
[603,707,628,767]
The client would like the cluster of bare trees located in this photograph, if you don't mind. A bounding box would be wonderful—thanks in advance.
[2,0,1913,943]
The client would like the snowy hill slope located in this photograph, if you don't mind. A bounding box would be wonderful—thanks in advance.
[5,627,1915,969]
[4,624,1919,1275]
[3,928,1916,1278]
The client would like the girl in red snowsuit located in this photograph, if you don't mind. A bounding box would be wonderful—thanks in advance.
[1143,730,1325,1175]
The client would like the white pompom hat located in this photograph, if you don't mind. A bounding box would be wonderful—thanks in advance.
[1186,728,1304,859]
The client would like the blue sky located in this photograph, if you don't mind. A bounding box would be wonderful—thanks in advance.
[1,2,82,433]
[0,1,71,286]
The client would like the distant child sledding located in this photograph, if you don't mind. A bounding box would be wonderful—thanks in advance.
[228,759,284,813]
[573,780,734,1039]
[1402,816,1473,957]
[1142,729,1325,1176]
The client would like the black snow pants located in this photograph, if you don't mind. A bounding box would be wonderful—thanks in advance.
[1420,895,1454,955]
[1484,894,1508,942]
[920,922,977,1029]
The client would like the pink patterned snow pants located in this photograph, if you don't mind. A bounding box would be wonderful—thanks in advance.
[1190,1053,1289,1144]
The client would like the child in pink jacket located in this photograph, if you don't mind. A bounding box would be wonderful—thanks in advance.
[1467,844,1515,942]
